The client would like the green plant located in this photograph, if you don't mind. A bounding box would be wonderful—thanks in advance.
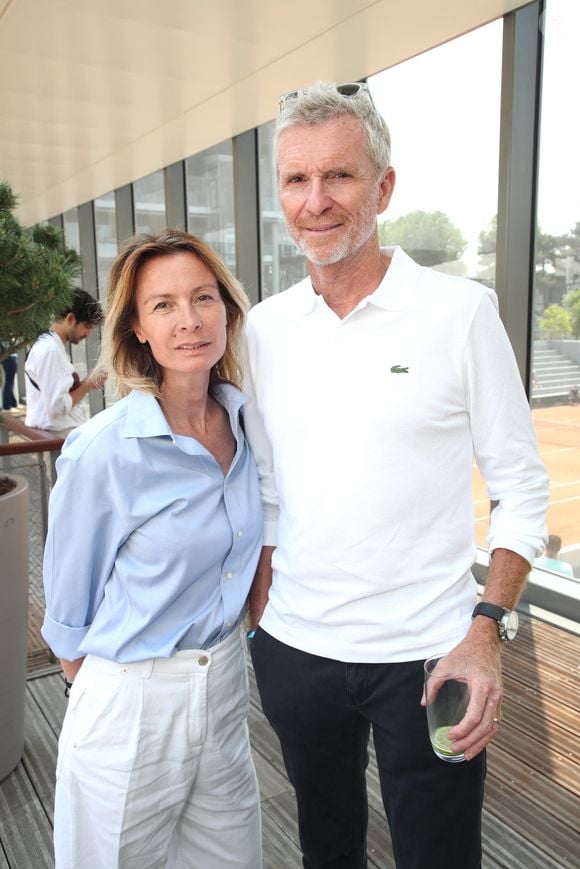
[537,304,572,338]
[0,180,81,362]
[562,288,580,339]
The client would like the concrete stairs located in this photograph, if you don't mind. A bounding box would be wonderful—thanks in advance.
[532,340,580,399]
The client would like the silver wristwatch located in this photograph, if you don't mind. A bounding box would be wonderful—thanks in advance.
[471,602,519,641]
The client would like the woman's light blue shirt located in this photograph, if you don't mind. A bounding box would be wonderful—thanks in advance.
[42,384,262,663]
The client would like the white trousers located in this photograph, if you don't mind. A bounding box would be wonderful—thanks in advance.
[54,629,261,869]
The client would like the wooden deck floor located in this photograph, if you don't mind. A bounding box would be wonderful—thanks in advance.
[1,611,579,868]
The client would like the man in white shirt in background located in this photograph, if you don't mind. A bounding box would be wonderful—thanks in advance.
[242,81,549,868]
[25,289,104,433]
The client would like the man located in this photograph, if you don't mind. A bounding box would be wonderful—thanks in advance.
[25,289,104,432]
[1,349,18,410]
[242,81,548,868]
[535,534,575,578]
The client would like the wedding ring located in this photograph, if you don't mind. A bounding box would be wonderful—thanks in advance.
[492,716,500,725]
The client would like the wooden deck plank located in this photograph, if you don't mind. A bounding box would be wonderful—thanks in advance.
[493,700,579,791]
[484,773,579,867]
[488,740,578,831]
[21,693,60,828]
[0,762,53,869]
[481,809,566,869]
[260,806,304,868]
[251,749,293,802]
[500,676,579,761]
[27,673,67,738]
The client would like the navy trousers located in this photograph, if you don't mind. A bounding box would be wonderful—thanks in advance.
[251,627,485,869]
[1,355,17,410]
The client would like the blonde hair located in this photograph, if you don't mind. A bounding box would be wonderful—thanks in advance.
[97,230,249,397]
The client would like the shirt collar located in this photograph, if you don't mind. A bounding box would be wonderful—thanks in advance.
[122,383,247,440]
[366,246,422,311]
[294,246,422,316]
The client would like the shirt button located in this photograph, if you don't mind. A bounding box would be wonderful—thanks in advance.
[226,622,232,629]
[225,571,234,580]
[198,655,209,666]
[237,530,244,538]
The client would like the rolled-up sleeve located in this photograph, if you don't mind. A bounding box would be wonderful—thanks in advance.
[42,446,126,659]
[465,293,549,565]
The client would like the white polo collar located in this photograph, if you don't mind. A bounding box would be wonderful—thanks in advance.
[294,246,422,316]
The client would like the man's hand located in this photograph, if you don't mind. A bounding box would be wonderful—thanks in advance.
[422,620,503,760]
[87,371,107,389]
[420,547,531,760]
[69,371,107,406]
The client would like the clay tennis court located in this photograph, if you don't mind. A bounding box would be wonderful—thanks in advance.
[473,404,580,552]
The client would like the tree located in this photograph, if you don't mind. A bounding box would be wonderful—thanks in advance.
[0,180,81,362]
[538,304,572,338]
[477,215,497,256]
[563,288,580,339]
[378,210,466,267]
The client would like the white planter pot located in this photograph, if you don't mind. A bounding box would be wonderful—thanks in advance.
[0,474,29,781]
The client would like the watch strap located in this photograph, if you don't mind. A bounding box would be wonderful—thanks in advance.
[472,602,506,622]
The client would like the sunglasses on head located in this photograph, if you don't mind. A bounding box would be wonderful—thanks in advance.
[278,82,374,112]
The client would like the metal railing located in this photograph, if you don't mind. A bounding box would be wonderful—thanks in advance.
[0,421,64,539]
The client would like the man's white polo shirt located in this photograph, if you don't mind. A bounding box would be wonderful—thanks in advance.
[243,247,548,663]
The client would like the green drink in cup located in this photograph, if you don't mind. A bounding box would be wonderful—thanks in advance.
[424,655,469,763]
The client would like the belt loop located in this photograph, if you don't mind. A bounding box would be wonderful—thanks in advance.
[143,659,154,679]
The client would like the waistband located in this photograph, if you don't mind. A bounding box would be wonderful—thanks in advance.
[82,625,243,679]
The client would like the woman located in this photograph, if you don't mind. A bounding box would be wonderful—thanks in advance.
[42,230,263,868]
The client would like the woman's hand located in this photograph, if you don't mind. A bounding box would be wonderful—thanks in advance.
[60,656,85,684]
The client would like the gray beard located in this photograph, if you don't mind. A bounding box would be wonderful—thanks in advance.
[287,212,378,267]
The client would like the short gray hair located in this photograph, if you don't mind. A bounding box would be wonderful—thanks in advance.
[275,81,391,177]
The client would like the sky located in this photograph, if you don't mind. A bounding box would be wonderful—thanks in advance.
[368,0,579,266]
[536,0,580,236]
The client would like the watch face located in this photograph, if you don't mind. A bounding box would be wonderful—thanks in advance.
[503,610,519,640]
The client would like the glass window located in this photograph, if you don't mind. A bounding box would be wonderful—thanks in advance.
[94,191,118,297]
[369,21,502,287]
[258,120,308,299]
[61,206,90,381]
[530,0,580,583]
[133,170,167,235]
[186,141,236,272]
[63,207,82,285]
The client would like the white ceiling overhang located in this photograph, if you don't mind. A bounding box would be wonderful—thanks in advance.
[0,0,528,225]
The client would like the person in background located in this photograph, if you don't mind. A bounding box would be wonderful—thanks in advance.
[24,288,104,432]
[535,534,575,578]
[242,80,548,868]
[42,230,262,869]
[1,350,18,410]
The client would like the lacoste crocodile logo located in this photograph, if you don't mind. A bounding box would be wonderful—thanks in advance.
[390,365,409,374]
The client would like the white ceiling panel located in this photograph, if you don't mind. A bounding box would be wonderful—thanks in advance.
[0,0,527,225]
